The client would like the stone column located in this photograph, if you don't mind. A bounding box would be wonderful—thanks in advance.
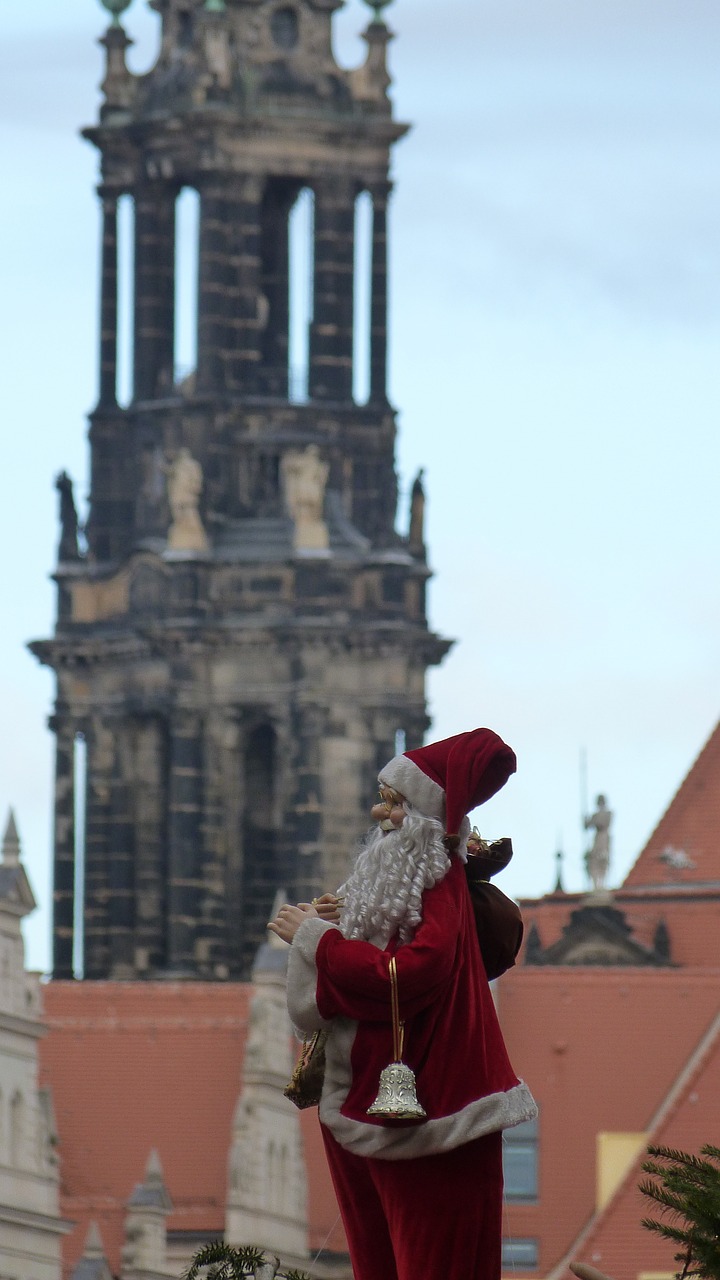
[309,176,355,402]
[133,717,169,975]
[197,178,231,392]
[226,175,264,393]
[52,719,75,979]
[98,193,118,407]
[133,183,176,400]
[369,182,390,404]
[287,704,326,905]
[166,712,204,971]
[217,716,244,977]
[194,715,230,977]
[83,717,113,979]
[106,721,136,978]
[258,181,295,398]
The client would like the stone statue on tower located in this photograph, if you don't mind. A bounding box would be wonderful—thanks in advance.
[584,794,613,892]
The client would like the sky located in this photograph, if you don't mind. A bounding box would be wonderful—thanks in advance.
[1,0,719,972]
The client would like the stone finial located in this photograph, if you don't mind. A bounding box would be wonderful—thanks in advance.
[99,25,135,115]
[70,1221,113,1280]
[127,1148,173,1210]
[99,0,133,29]
[408,468,425,550]
[123,1150,172,1274]
[84,1222,105,1259]
[363,0,394,23]
[553,846,565,894]
[2,810,20,866]
[353,14,393,103]
[0,810,36,919]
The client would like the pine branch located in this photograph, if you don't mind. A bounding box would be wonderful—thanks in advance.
[639,1144,720,1280]
[185,1241,266,1279]
[184,1242,311,1280]
[641,1219,703,1247]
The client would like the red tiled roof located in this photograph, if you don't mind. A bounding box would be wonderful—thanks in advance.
[498,968,720,1277]
[39,981,345,1277]
[550,1010,720,1280]
[622,720,720,890]
[518,892,720,968]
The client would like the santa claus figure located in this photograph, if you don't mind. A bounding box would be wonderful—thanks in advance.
[268,728,537,1280]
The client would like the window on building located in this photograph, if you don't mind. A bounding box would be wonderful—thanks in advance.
[503,1115,539,1201]
[288,187,314,402]
[502,1237,538,1270]
[174,186,200,384]
[353,190,372,406]
[117,193,135,407]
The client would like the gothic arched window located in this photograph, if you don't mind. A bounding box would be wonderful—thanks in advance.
[271,8,299,51]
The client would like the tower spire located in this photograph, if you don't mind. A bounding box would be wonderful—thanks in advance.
[32,0,451,981]
[2,809,20,866]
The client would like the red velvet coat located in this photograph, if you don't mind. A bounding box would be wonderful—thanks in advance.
[287,856,536,1160]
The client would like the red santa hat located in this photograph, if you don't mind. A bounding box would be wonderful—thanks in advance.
[378,728,517,841]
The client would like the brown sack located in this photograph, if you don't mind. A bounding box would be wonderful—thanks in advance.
[465,869,524,980]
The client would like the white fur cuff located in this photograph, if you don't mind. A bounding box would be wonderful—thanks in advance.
[286,918,335,1037]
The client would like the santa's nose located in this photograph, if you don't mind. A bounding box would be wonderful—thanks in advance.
[370,801,405,828]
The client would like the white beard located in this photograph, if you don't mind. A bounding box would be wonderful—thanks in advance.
[337,809,451,949]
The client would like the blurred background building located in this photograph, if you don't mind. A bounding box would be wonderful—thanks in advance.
[1,1,718,1278]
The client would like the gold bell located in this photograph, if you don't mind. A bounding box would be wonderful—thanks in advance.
[367,956,427,1121]
[368,1061,427,1120]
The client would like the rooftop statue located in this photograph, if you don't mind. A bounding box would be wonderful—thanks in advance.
[584,794,613,893]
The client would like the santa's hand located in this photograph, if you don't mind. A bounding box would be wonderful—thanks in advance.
[310,893,343,923]
[267,902,318,944]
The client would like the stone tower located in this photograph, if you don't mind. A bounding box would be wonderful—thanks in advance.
[32,0,450,982]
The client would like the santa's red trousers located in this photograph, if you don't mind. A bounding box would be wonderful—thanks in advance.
[322,1126,503,1280]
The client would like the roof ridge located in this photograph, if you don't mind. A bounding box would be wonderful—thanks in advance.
[622,719,720,889]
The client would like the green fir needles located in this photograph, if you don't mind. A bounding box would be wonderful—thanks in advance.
[184,1241,311,1280]
[639,1144,720,1280]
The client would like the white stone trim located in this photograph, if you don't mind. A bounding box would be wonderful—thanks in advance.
[286,918,335,1037]
[319,1017,537,1160]
[379,756,445,822]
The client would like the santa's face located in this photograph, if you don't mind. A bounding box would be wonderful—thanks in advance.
[370,785,406,833]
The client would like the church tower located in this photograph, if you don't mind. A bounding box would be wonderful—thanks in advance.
[32,0,450,981]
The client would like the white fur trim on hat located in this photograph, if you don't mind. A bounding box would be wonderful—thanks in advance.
[379,754,445,822]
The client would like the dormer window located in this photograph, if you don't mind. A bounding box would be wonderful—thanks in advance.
[271,6,299,51]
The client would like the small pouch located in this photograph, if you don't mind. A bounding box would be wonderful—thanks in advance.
[284,1030,328,1110]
